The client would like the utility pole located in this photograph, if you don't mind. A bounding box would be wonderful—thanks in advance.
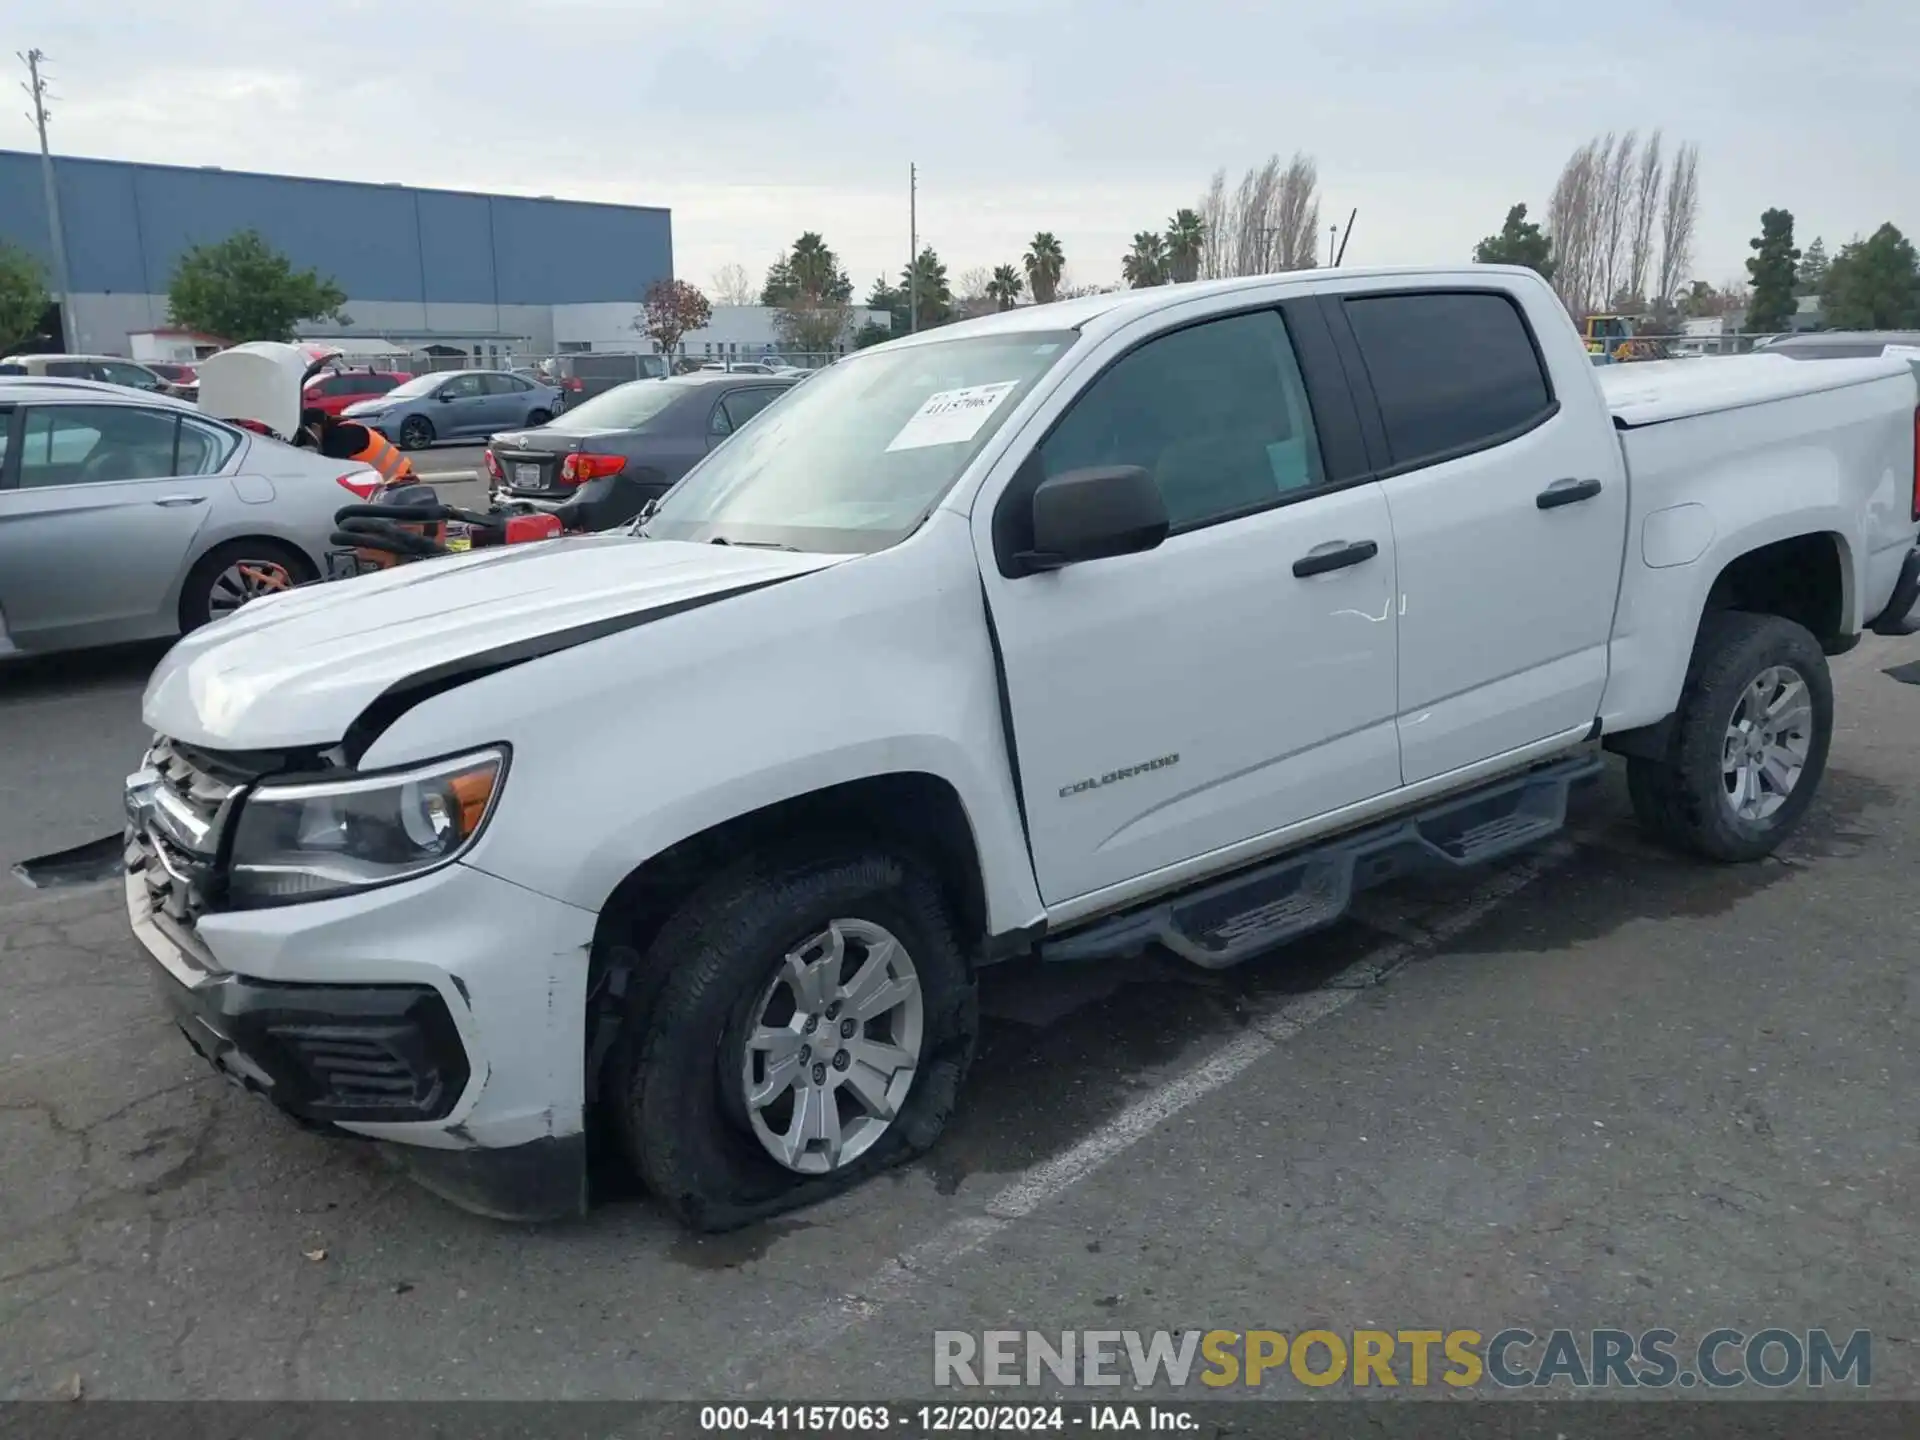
[907,162,918,334]
[1328,224,1339,267]
[19,49,71,347]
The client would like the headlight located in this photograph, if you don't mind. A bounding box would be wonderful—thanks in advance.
[226,747,507,908]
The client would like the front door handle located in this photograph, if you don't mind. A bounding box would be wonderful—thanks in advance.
[152,495,208,507]
[1537,477,1602,510]
[1292,539,1379,578]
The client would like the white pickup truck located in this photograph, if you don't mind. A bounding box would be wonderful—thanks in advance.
[122,266,1920,1230]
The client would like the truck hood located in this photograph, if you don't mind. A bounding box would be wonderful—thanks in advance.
[1598,352,1915,427]
[144,536,845,751]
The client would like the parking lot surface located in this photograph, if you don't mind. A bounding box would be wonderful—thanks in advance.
[2,635,1916,1400]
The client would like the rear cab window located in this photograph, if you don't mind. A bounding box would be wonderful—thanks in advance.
[1339,290,1557,469]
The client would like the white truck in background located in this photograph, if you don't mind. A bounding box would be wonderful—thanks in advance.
[121,265,1920,1230]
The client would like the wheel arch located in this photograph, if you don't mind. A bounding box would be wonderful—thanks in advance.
[1603,517,1856,741]
[581,770,994,1107]
[173,530,323,630]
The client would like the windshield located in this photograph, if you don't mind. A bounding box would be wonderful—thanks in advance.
[645,330,1076,552]
[380,373,447,400]
[545,379,685,433]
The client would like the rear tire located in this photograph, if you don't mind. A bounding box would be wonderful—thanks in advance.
[178,539,316,632]
[608,842,978,1232]
[398,415,435,450]
[1626,611,1832,862]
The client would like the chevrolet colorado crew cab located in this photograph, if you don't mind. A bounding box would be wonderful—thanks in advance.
[123,266,1920,1230]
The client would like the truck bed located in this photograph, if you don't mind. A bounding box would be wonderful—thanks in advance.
[1596,352,1915,427]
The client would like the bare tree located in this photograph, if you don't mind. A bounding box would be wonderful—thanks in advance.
[1547,137,1603,314]
[1548,130,1700,317]
[1198,169,1231,280]
[1655,142,1700,310]
[710,262,759,308]
[1626,131,1663,303]
[1197,152,1321,279]
[1594,132,1640,308]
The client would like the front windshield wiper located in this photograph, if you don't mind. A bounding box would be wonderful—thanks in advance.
[709,536,801,551]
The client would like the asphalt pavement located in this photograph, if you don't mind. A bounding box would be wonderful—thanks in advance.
[2,634,1917,1402]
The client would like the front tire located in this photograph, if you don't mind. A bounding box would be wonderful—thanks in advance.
[398,415,435,450]
[526,408,551,427]
[1626,611,1832,862]
[609,843,977,1231]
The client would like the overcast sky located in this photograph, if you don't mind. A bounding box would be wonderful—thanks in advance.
[4,0,1913,300]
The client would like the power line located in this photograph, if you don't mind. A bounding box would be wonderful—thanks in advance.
[18,48,72,340]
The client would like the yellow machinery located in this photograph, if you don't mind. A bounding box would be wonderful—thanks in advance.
[1582,314,1667,363]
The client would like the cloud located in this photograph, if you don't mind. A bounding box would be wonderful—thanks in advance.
[5,0,1914,294]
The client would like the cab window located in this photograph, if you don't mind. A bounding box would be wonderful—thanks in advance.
[1037,309,1326,532]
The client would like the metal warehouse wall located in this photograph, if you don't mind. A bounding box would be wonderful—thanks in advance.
[0,151,672,308]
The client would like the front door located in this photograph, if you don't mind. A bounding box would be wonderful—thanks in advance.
[0,402,227,649]
[435,373,490,436]
[978,306,1404,906]
[1327,287,1630,783]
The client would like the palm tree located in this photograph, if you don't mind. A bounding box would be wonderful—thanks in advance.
[986,264,1025,311]
[1024,232,1065,305]
[902,247,952,328]
[1122,231,1168,288]
[787,232,850,303]
[1164,209,1206,284]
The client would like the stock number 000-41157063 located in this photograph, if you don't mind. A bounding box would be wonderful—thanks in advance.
[700,1405,1074,1432]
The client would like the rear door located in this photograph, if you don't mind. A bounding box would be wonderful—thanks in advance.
[0,402,230,648]
[717,385,787,434]
[482,373,534,429]
[1323,285,1629,784]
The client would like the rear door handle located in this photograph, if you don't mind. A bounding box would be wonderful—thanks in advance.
[1537,477,1602,509]
[152,495,208,507]
[1292,539,1379,578]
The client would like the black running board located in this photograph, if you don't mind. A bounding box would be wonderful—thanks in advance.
[1043,752,1603,970]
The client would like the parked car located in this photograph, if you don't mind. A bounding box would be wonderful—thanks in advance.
[539,353,672,403]
[144,361,200,401]
[121,265,1919,1229]
[302,367,412,418]
[0,378,380,658]
[341,369,565,449]
[484,371,798,529]
[0,353,172,395]
[1755,330,1920,361]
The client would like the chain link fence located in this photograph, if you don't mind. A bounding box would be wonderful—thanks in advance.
[1587,331,1797,364]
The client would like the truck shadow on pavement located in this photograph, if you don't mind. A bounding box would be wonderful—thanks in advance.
[904,757,1894,1206]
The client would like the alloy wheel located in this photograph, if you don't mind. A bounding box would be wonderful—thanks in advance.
[737,919,923,1175]
[1721,664,1813,822]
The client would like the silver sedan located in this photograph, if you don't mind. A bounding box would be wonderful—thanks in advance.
[0,378,378,659]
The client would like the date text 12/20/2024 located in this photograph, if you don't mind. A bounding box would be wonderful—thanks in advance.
[701,1407,1190,1432]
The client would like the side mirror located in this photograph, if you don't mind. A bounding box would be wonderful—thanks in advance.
[436,389,456,402]
[1016,466,1169,574]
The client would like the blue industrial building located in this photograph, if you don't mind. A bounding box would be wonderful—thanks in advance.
[0,150,673,359]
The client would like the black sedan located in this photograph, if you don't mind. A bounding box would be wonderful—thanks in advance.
[484,372,799,531]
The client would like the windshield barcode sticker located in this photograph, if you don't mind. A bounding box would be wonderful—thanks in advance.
[885,381,1020,451]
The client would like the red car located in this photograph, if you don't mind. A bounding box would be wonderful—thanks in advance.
[302,367,412,417]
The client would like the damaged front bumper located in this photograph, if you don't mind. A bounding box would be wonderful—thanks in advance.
[124,849,599,1223]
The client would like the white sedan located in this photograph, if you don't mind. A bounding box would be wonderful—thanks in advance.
[0,377,378,659]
